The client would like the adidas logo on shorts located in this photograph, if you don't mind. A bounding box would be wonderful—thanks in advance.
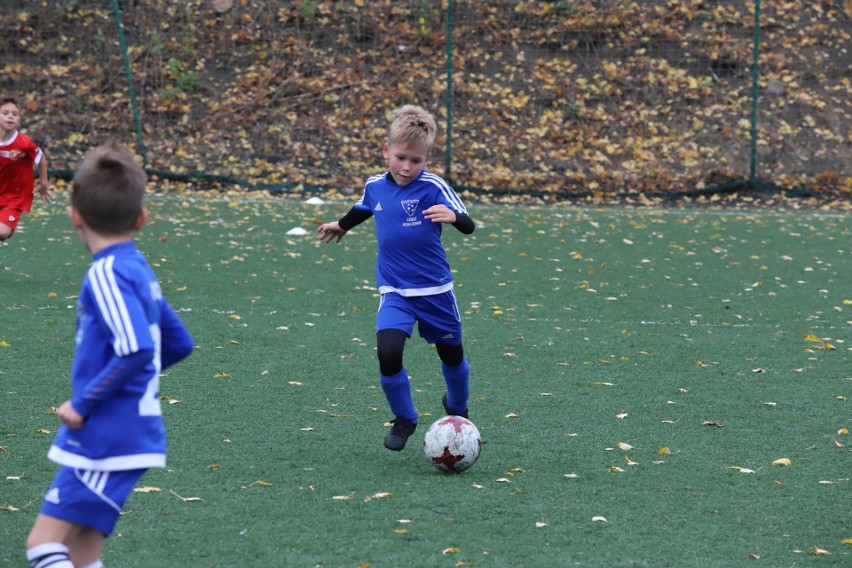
[44,487,61,504]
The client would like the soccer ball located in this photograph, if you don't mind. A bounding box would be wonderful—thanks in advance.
[423,415,482,473]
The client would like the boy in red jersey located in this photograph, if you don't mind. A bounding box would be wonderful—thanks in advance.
[0,97,51,241]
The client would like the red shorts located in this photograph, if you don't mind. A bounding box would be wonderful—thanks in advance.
[0,207,23,234]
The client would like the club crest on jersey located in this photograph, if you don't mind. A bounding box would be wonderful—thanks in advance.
[401,200,422,227]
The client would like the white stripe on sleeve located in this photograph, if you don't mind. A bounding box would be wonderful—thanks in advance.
[89,256,139,355]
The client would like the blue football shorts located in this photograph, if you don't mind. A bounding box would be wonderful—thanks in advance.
[376,290,463,345]
[39,467,147,535]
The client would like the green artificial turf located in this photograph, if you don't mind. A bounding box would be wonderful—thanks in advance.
[1,197,849,567]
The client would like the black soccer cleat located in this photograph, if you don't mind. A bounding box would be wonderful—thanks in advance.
[384,417,417,451]
[442,393,469,419]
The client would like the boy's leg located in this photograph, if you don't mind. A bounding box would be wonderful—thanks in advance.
[416,290,470,416]
[376,294,418,423]
[437,342,470,417]
[377,328,417,421]
[376,295,420,450]
[0,207,22,241]
[27,515,103,567]
[28,466,146,567]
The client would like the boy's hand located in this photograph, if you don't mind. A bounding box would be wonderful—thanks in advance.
[317,221,346,243]
[57,400,85,429]
[423,204,457,224]
[37,181,53,203]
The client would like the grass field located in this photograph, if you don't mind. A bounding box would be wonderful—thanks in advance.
[2,197,850,567]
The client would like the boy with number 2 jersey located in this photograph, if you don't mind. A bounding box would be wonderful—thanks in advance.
[26,142,194,568]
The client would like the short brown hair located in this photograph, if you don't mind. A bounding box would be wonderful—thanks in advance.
[71,142,147,235]
[388,105,437,152]
[1,97,19,109]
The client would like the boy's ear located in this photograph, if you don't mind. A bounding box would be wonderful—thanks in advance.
[68,206,84,229]
[133,208,148,231]
[382,143,390,159]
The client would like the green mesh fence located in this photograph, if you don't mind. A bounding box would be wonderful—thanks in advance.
[1,0,849,199]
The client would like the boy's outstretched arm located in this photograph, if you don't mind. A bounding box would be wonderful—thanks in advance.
[36,154,52,203]
[317,221,346,243]
[317,207,373,243]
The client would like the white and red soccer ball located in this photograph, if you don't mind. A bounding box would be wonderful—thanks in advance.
[423,415,482,473]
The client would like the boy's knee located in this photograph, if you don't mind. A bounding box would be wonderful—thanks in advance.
[437,342,465,367]
[377,329,407,376]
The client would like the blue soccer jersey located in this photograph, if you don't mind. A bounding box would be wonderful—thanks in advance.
[47,241,193,471]
[353,170,468,296]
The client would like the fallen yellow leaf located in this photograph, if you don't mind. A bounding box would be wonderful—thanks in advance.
[659,447,671,455]
[772,458,792,466]
[133,486,161,493]
[812,547,831,556]
[169,490,203,502]
[364,492,392,501]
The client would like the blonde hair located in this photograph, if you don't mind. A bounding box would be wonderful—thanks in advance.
[388,105,437,152]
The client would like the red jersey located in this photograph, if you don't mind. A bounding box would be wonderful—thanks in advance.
[0,131,43,212]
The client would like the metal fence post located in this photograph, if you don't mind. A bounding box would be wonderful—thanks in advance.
[112,0,147,164]
[444,0,455,183]
[749,0,761,185]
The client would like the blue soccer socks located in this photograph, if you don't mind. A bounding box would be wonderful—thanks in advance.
[380,368,418,422]
[442,357,470,416]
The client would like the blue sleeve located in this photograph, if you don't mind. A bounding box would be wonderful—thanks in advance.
[160,301,193,369]
[71,349,152,417]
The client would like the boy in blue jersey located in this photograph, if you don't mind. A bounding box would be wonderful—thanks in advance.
[318,105,475,451]
[25,142,194,568]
